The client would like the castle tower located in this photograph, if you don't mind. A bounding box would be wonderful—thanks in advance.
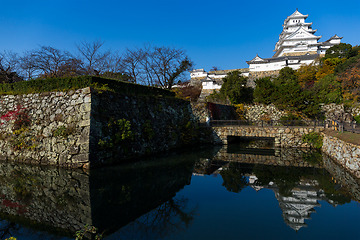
[273,9,321,57]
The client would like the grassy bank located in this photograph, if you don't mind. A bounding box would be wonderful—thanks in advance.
[323,129,360,146]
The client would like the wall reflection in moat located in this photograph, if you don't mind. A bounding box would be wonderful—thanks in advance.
[0,144,359,239]
[0,151,199,239]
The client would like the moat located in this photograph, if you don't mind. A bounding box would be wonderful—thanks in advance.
[0,141,359,240]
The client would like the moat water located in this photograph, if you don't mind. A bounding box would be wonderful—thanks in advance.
[0,140,359,240]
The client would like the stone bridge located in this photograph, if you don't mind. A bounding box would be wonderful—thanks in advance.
[212,125,324,147]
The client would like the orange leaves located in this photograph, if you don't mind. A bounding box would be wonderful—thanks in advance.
[338,58,360,102]
[316,58,345,80]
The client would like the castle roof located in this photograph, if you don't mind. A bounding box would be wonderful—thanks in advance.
[246,53,319,64]
[325,34,343,42]
[285,26,321,40]
[249,54,265,62]
[190,68,205,72]
[284,9,308,25]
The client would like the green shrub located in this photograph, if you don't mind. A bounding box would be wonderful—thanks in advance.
[280,113,304,126]
[302,132,323,149]
[143,120,155,140]
[0,76,175,98]
[75,224,102,240]
[98,118,134,149]
[53,125,75,138]
[354,115,360,124]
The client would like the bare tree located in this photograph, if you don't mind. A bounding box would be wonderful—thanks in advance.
[210,66,221,72]
[119,44,192,88]
[120,47,146,84]
[58,58,86,77]
[0,51,20,72]
[105,51,123,73]
[0,51,23,83]
[143,45,193,89]
[76,39,110,75]
[27,46,73,78]
[19,51,38,80]
[135,44,193,89]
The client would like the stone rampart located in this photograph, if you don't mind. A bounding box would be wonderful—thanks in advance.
[198,89,216,101]
[89,91,201,166]
[0,88,91,168]
[243,103,286,121]
[322,133,360,178]
[321,103,358,122]
[0,88,204,168]
[237,103,358,122]
[248,70,280,82]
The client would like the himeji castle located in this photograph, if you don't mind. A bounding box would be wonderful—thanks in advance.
[246,9,342,73]
[190,9,342,94]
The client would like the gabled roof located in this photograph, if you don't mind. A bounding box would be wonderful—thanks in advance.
[285,26,321,41]
[249,54,265,62]
[319,41,333,46]
[284,9,308,25]
[325,34,343,42]
[273,26,321,55]
[202,76,215,82]
[246,53,319,64]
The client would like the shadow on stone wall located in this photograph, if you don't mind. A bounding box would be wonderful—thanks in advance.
[190,101,237,123]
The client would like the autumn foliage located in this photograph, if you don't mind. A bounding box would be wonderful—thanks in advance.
[338,58,360,103]
[172,81,202,101]
[252,43,360,118]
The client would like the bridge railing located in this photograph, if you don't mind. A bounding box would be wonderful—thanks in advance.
[325,120,360,133]
[343,122,360,133]
[210,120,325,127]
[326,120,343,132]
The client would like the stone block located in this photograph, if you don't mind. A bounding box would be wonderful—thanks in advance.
[72,153,89,163]
[82,87,91,95]
[79,120,90,127]
[77,127,90,145]
[77,143,89,154]
[84,95,91,103]
[80,103,91,113]
[59,152,69,165]
[69,145,79,155]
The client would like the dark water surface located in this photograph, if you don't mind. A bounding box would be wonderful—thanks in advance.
[0,142,359,240]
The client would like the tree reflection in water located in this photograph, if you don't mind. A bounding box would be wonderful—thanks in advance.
[220,163,252,193]
[0,221,19,239]
[108,196,198,240]
[0,220,66,240]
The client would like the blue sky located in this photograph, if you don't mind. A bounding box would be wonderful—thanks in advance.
[1,0,360,74]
